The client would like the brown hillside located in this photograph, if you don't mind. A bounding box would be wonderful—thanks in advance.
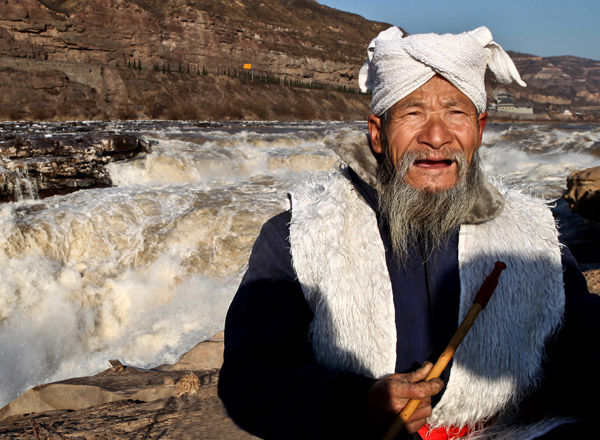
[0,0,598,121]
[0,0,393,120]
[502,51,600,112]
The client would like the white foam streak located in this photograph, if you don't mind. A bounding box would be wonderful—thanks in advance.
[109,133,339,187]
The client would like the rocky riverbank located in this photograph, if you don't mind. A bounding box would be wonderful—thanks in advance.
[0,130,150,201]
[0,332,258,439]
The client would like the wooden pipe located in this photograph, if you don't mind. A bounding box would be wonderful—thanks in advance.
[382,261,507,440]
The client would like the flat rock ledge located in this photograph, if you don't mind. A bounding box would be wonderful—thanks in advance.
[0,133,150,201]
[0,331,257,440]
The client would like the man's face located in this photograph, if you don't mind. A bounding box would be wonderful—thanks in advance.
[368,75,487,191]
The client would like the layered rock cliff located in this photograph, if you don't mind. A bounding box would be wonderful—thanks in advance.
[0,0,388,120]
[0,0,598,121]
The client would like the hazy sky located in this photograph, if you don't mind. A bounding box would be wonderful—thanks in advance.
[318,0,600,60]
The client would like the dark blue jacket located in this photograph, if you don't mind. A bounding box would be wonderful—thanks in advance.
[219,169,599,439]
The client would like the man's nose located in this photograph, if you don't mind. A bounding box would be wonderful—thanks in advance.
[416,116,453,149]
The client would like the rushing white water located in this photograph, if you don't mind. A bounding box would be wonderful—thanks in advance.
[0,120,598,407]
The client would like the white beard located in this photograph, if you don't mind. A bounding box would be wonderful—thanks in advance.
[376,149,485,263]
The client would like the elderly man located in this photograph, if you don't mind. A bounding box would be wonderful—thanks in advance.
[219,27,599,439]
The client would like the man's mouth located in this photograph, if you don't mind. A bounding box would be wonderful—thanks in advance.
[413,158,455,169]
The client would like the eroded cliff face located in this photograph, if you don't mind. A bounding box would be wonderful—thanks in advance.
[0,0,598,121]
[3,0,373,78]
[0,0,389,120]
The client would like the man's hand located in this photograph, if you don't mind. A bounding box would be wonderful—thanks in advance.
[367,362,444,435]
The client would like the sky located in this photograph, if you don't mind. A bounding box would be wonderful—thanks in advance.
[318,0,600,60]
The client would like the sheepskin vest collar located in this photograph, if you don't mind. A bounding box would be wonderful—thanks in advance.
[289,166,565,431]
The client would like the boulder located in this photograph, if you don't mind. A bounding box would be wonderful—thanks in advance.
[564,166,600,222]
[168,331,224,371]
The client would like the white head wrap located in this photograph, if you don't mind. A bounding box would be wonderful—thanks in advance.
[358,26,526,115]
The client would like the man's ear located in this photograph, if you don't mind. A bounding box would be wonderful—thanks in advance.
[477,111,488,147]
[368,114,384,154]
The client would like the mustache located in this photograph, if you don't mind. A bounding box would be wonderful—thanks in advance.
[380,149,469,189]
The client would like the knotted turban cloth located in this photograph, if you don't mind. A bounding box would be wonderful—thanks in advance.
[358,26,526,115]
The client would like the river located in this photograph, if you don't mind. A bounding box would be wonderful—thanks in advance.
[0,120,598,406]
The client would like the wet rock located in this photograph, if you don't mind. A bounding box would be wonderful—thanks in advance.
[564,166,600,222]
[0,133,150,201]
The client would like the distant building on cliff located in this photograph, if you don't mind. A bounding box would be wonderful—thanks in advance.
[489,91,533,114]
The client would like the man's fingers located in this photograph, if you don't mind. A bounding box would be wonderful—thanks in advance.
[404,417,429,435]
[389,377,444,402]
[405,361,433,382]
[397,405,433,435]
[409,405,433,422]
[416,396,432,409]
[367,365,445,430]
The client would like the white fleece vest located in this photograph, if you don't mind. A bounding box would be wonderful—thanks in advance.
[289,167,565,434]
